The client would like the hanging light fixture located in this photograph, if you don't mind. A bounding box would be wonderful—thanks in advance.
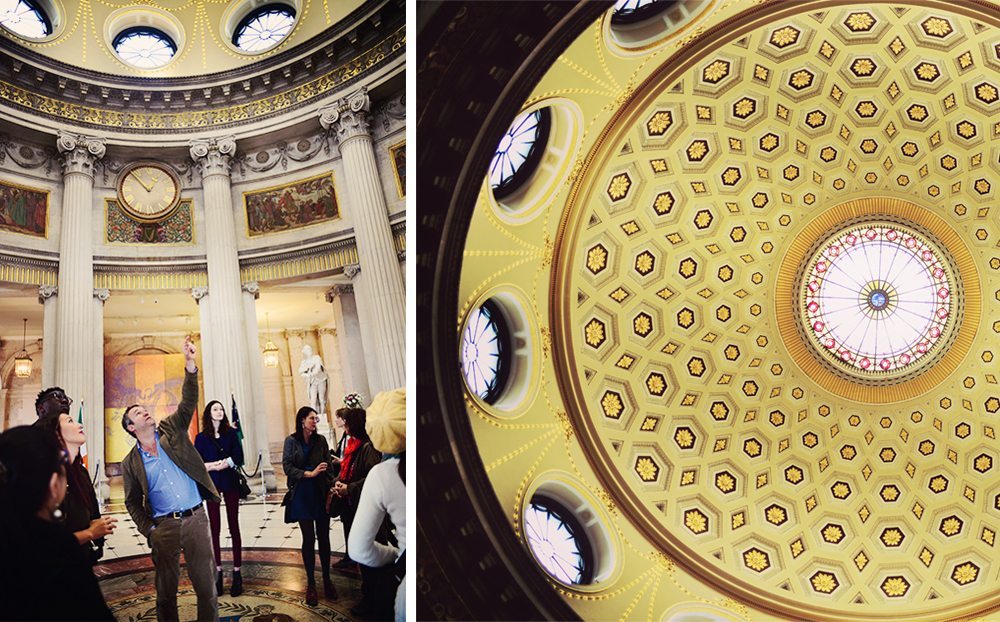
[14,318,32,378]
[262,311,280,368]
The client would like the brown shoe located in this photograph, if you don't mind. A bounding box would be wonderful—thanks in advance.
[323,578,338,600]
[306,584,318,606]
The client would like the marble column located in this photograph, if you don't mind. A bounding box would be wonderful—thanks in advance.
[38,285,57,388]
[55,132,104,405]
[241,281,276,491]
[286,329,307,410]
[326,283,370,401]
[321,89,405,392]
[189,137,254,467]
[398,249,406,290]
[317,328,344,415]
[92,288,109,501]
[192,286,216,400]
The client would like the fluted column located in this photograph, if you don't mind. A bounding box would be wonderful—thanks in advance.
[241,282,276,491]
[192,286,216,400]
[190,137,254,459]
[92,288,109,501]
[55,132,104,405]
[286,329,307,409]
[321,89,405,392]
[318,328,344,413]
[326,283,371,400]
[38,285,57,388]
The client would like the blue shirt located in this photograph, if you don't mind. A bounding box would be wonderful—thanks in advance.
[139,432,202,517]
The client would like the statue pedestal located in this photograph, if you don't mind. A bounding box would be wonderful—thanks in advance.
[317,412,333,448]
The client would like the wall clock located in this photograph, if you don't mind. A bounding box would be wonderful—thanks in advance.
[116,161,181,222]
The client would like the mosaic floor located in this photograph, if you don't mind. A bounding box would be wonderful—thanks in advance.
[94,499,381,622]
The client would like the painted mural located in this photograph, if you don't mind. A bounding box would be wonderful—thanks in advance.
[106,199,193,244]
[0,180,48,237]
[104,353,195,464]
[244,173,339,237]
[390,141,405,198]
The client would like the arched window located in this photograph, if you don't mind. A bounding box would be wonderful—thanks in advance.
[0,0,51,38]
[489,108,551,200]
[524,495,595,585]
[113,27,177,69]
[611,0,671,25]
[233,3,296,53]
[461,299,509,404]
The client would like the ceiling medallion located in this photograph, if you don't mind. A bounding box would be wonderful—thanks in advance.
[798,217,960,384]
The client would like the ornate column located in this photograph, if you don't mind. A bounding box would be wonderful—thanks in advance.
[92,288,109,501]
[192,286,217,400]
[286,329,307,409]
[189,137,254,458]
[38,285,57,388]
[241,282,276,491]
[326,283,371,400]
[55,132,104,404]
[321,89,405,392]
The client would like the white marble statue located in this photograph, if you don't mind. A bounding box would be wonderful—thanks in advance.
[299,345,329,415]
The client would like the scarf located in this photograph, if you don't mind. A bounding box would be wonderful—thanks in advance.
[340,436,362,482]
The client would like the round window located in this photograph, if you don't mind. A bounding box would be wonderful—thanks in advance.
[524,494,595,585]
[461,299,510,404]
[610,0,671,25]
[113,27,177,69]
[232,3,296,53]
[489,108,551,201]
[0,0,51,39]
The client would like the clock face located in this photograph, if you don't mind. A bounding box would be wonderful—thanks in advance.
[118,163,180,221]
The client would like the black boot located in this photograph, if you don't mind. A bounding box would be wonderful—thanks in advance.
[230,570,243,597]
[216,569,224,595]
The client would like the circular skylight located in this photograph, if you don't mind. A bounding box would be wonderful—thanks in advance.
[461,299,508,403]
[524,497,593,585]
[233,4,296,53]
[800,220,958,381]
[113,27,177,69]
[611,0,668,25]
[489,108,551,200]
[0,0,51,39]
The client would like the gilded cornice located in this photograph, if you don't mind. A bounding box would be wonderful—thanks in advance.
[0,26,404,134]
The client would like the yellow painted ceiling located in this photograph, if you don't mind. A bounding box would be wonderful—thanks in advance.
[458,1,1000,620]
[0,0,364,78]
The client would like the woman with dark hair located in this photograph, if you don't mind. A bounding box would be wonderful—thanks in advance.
[35,412,118,564]
[195,399,246,596]
[0,426,115,621]
[328,406,383,617]
[282,406,337,606]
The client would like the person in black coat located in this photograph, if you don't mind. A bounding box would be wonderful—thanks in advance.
[194,399,246,597]
[282,406,337,606]
[0,425,114,621]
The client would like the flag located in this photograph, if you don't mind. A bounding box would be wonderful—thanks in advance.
[231,394,244,445]
[77,400,88,470]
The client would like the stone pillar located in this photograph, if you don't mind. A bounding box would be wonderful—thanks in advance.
[92,288,109,501]
[286,329,307,409]
[38,285,57,388]
[317,327,344,416]
[321,89,405,392]
[192,287,216,401]
[344,263,381,394]
[326,283,371,401]
[189,137,254,467]
[241,281,276,491]
[55,132,104,404]
[398,249,406,290]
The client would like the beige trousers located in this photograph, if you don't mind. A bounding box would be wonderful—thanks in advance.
[150,505,218,622]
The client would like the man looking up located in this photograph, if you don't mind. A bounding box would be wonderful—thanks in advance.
[122,336,219,622]
[35,386,72,420]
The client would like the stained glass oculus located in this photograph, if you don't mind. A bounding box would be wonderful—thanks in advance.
[113,27,177,69]
[233,4,296,53]
[489,108,551,200]
[800,221,959,381]
[461,299,509,404]
[524,496,594,585]
[611,0,669,25]
[0,0,51,38]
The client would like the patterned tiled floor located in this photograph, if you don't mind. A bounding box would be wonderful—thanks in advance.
[94,497,384,621]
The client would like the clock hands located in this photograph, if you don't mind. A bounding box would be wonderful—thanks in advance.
[133,172,155,193]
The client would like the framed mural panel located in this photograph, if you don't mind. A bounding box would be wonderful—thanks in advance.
[105,199,194,244]
[0,179,48,237]
[244,172,340,237]
[390,140,405,198]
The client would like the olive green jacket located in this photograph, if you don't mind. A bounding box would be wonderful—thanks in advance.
[122,370,220,537]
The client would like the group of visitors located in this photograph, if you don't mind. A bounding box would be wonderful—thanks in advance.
[0,334,407,622]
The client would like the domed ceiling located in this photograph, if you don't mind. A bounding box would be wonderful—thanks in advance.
[0,0,365,77]
[454,1,1000,620]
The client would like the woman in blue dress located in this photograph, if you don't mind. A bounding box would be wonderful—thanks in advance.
[282,406,337,606]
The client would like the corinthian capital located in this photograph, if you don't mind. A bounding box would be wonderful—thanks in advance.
[319,87,371,144]
[325,283,353,302]
[242,281,260,298]
[191,286,209,302]
[57,131,106,177]
[38,284,57,303]
[189,136,237,178]
[93,288,110,303]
